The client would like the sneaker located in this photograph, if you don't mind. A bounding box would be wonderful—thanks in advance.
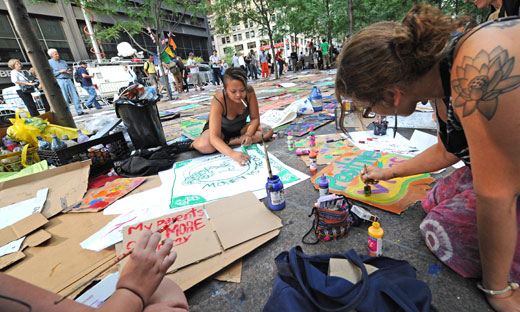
[77,111,89,116]
[171,139,194,153]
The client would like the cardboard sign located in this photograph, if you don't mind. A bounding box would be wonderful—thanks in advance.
[296,134,357,165]
[311,150,434,214]
[122,206,221,271]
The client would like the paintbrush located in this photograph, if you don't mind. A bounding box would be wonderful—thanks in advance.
[363,164,372,196]
[262,137,273,179]
[55,218,177,304]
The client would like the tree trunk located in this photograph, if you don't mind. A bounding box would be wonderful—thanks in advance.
[267,31,279,79]
[348,0,353,36]
[4,0,76,127]
[325,0,332,55]
[455,0,459,15]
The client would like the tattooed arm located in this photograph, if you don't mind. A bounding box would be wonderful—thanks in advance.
[452,23,520,311]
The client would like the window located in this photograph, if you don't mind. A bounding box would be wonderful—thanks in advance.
[245,32,250,39]
[249,21,253,27]
[250,31,255,38]
[247,42,256,49]
[226,36,231,43]
[222,37,226,44]
[235,44,244,51]
[233,34,237,41]
[238,33,242,41]
[244,20,248,29]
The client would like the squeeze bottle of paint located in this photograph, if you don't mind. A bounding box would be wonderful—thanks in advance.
[368,222,384,257]
[295,148,311,156]
[318,175,329,196]
[309,126,316,147]
[309,149,318,175]
[287,132,295,151]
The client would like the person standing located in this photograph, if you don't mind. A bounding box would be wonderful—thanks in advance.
[232,53,240,67]
[290,49,298,72]
[313,49,319,70]
[187,52,204,91]
[48,48,85,115]
[267,52,272,76]
[276,49,284,76]
[247,49,258,80]
[123,65,138,86]
[259,50,269,78]
[77,61,102,110]
[168,57,183,94]
[28,67,51,113]
[220,59,228,75]
[238,52,247,74]
[209,50,222,86]
[9,59,39,117]
[320,39,330,69]
[143,55,158,91]
[177,56,189,93]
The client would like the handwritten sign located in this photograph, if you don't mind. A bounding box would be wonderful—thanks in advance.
[122,207,221,271]
[311,150,434,214]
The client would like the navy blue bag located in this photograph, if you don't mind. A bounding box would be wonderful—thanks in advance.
[263,246,435,312]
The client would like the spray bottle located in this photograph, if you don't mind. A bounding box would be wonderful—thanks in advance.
[309,149,318,175]
[368,222,384,257]
[287,132,295,151]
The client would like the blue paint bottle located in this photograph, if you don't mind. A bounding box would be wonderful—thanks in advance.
[266,175,285,210]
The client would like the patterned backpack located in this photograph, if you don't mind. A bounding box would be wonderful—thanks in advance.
[302,194,353,244]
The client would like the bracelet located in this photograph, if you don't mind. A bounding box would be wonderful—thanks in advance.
[117,286,145,310]
[477,282,519,296]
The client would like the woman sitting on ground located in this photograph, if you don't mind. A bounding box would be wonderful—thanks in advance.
[336,5,520,311]
[192,67,273,165]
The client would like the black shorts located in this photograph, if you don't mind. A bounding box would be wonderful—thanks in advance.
[202,121,243,144]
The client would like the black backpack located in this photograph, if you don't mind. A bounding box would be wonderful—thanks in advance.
[73,67,81,82]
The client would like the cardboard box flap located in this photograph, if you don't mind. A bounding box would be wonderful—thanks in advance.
[205,191,282,250]
[0,161,91,218]
[0,251,25,269]
[0,213,48,246]
[22,229,52,249]
[122,206,221,271]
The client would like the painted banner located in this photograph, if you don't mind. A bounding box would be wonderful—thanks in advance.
[168,144,309,208]
[311,150,434,214]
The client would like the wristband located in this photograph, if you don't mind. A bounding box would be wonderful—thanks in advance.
[117,286,145,310]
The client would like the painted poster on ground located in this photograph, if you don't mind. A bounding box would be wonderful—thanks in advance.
[167,144,309,208]
[311,150,434,214]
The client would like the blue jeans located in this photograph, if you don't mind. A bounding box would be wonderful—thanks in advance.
[57,78,82,114]
[82,85,102,109]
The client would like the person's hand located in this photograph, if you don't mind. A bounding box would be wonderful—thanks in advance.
[360,165,395,184]
[487,288,520,312]
[144,301,190,312]
[116,231,177,306]
[231,151,250,166]
[59,69,67,73]
[241,134,253,146]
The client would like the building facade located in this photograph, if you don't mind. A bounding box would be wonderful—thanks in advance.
[0,0,212,89]
[209,13,313,62]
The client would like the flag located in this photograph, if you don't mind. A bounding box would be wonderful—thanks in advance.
[164,46,174,58]
[160,51,171,63]
[169,37,177,50]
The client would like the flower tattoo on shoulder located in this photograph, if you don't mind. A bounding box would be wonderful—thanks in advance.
[451,46,520,120]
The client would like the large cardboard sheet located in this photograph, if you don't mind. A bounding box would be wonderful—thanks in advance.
[0,161,91,218]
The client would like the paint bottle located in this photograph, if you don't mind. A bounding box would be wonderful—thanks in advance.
[76,130,90,144]
[309,126,316,147]
[309,149,318,175]
[318,175,329,196]
[368,222,384,257]
[266,175,285,210]
[36,136,51,150]
[287,132,295,151]
[295,148,311,156]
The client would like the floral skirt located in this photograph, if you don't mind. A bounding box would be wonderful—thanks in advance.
[420,166,520,282]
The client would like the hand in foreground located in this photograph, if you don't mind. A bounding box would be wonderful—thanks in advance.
[360,165,395,184]
[488,288,520,312]
[116,231,177,306]
[231,150,250,166]
[241,134,253,146]
[144,301,190,312]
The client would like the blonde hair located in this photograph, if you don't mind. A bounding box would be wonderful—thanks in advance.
[29,67,37,76]
[7,59,20,69]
